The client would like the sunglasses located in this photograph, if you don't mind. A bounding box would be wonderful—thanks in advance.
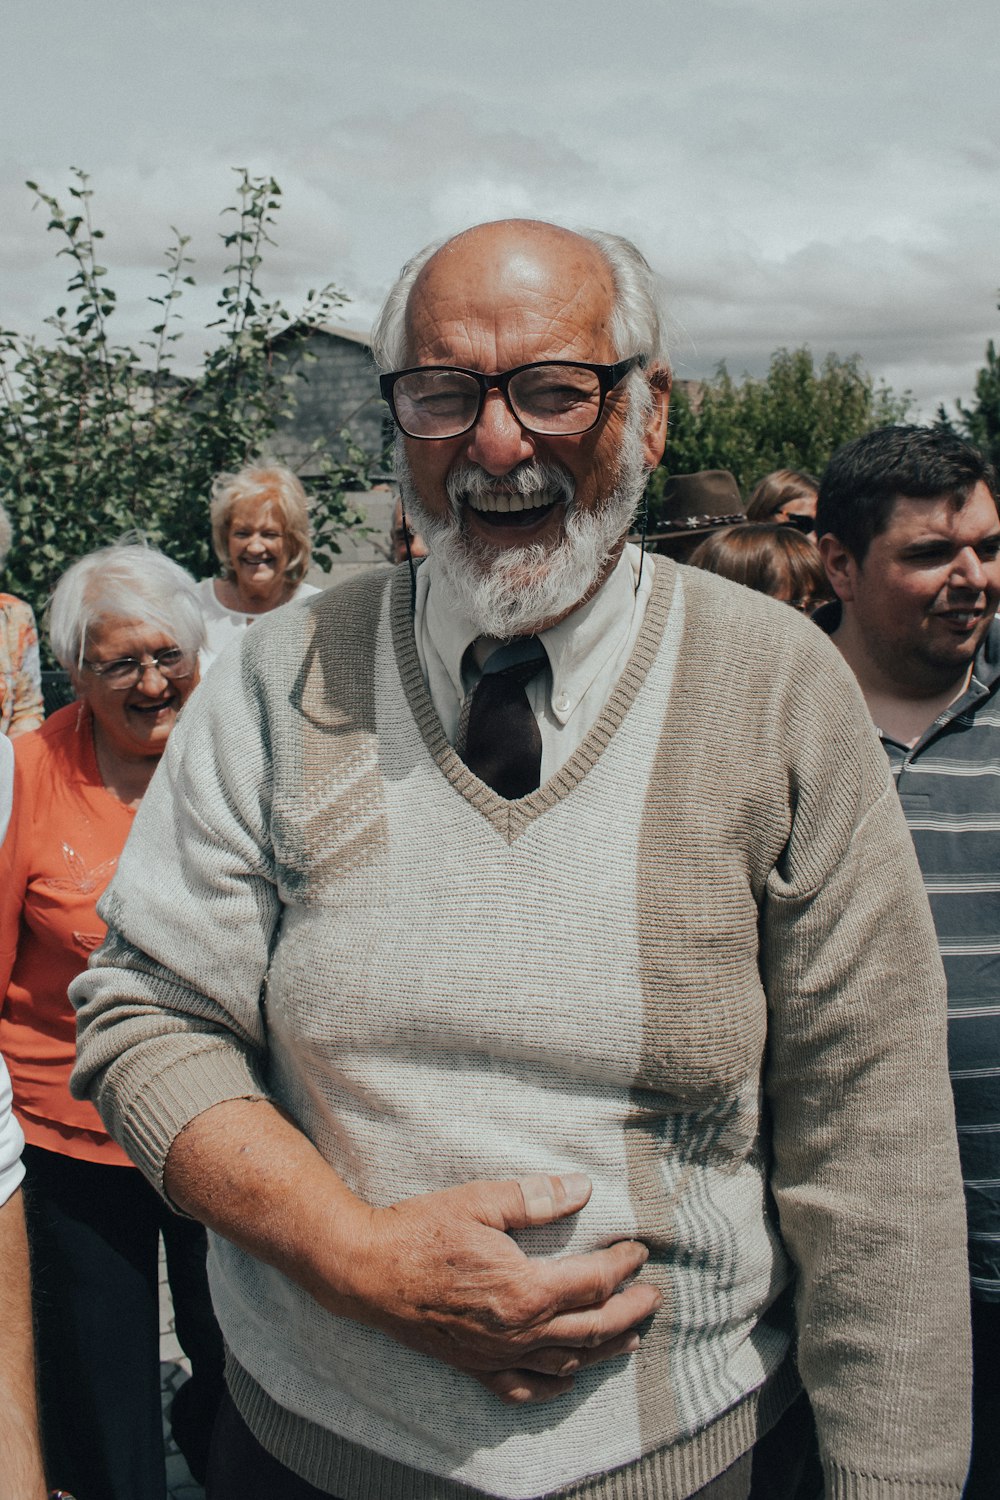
[777,513,816,535]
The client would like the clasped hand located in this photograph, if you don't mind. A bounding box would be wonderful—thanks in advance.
[326,1172,659,1405]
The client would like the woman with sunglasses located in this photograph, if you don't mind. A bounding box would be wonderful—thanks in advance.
[0,544,223,1500]
[688,521,832,616]
[746,467,820,539]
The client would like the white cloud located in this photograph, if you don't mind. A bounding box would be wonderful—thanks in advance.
[2,0,998,414]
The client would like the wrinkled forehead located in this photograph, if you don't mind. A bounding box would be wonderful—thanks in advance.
[403,226,617,369]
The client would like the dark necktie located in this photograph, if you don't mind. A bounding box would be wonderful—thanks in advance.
[458,637,548,799]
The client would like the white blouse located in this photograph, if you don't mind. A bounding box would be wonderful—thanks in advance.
[196,577,321,673]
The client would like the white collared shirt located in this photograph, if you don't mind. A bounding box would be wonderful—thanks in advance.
[414,543,655,780]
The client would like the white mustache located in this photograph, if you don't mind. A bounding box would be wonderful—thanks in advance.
[446,461,574,516]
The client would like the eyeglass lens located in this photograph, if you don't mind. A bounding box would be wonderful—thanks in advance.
[95,648,192,687]
[392,364,606,439]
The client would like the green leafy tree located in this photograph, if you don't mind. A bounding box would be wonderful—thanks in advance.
[0,169,375,633]
[648,347,911,522]
[939,336,1000,472]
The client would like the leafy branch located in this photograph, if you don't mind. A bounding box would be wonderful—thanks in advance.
[0,169,378,656]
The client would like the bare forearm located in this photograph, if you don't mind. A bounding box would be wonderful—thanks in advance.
[0,1190,48,1500]
[165,1096,659,1403]
[164,1095,370,1313]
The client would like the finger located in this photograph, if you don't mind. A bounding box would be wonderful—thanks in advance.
[533,1278,661,1347]
[516,1329,641,1377]
[474,1368,576,1406]
[539,1238,654,1316]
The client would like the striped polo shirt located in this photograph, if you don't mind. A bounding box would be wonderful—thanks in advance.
[819,604,1000,1302]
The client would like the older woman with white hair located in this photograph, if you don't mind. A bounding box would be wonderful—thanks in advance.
[0,500,44,738]
[0,543,223,1500]
[197,462,319,669]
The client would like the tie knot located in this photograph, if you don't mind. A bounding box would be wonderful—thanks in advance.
[479,636,548,687]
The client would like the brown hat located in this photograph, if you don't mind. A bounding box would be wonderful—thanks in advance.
[652,470,745,541]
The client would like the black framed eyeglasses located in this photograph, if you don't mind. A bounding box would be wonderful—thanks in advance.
[379,357,644,440]
[81,646,195,690]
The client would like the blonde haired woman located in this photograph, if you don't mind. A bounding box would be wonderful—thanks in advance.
[197,463,319,669]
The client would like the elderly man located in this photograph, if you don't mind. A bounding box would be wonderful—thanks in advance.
[816,424,1000,1500]
[73,221,969,1500]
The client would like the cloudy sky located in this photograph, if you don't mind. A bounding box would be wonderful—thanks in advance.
[3,0,998,417]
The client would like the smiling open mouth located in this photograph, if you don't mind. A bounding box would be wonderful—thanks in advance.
[463,490,568,535]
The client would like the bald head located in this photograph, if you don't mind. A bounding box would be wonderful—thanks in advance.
[400,221,622,385]
[404,221,616,369]
[371,217,669,377]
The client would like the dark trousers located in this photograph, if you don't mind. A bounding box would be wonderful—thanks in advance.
[965,1298,1000,1499]
[22,1143,225,1500]
[206,1386,818,1500]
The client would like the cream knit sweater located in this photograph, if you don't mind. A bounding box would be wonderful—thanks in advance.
[72,561,971,1499]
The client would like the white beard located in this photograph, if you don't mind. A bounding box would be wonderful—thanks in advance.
[395,406,649,639]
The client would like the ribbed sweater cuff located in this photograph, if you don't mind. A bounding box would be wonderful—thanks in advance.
[106,1039,266,1195]
[826,1468,964,1500]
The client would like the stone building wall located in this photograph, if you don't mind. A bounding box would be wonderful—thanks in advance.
[269,325,389,472]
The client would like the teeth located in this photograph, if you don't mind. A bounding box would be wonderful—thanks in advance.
[466,492,551,514]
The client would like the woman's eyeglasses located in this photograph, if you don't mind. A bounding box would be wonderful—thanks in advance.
[82,647,195,689]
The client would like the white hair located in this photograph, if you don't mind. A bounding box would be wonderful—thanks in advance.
[0,502,12,573]
[370,221,671,378]
[49,542,206,670]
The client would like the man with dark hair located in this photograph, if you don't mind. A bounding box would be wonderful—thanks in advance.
[72,228,971,1499]
[815,424,995,567]
[818,423,1000,1500]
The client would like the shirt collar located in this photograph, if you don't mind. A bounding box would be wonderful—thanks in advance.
[539,545,649,724]
[417,544,651,724]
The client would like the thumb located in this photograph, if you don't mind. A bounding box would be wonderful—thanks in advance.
[499,1172,593,1230]
[446,1173,592,1231]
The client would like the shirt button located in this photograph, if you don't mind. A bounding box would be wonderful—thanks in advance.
[553,693,570,714]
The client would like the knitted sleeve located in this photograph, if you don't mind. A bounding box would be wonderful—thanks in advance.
[70,629,281,1191]
[760,643,971,1497]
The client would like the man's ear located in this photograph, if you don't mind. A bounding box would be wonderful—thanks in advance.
[642,364,671,469]
[818,532,860,603]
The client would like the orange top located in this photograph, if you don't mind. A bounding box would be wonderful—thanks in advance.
[0,703,135,1165]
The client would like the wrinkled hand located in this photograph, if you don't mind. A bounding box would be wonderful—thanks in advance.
[322,1172,659,1405]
